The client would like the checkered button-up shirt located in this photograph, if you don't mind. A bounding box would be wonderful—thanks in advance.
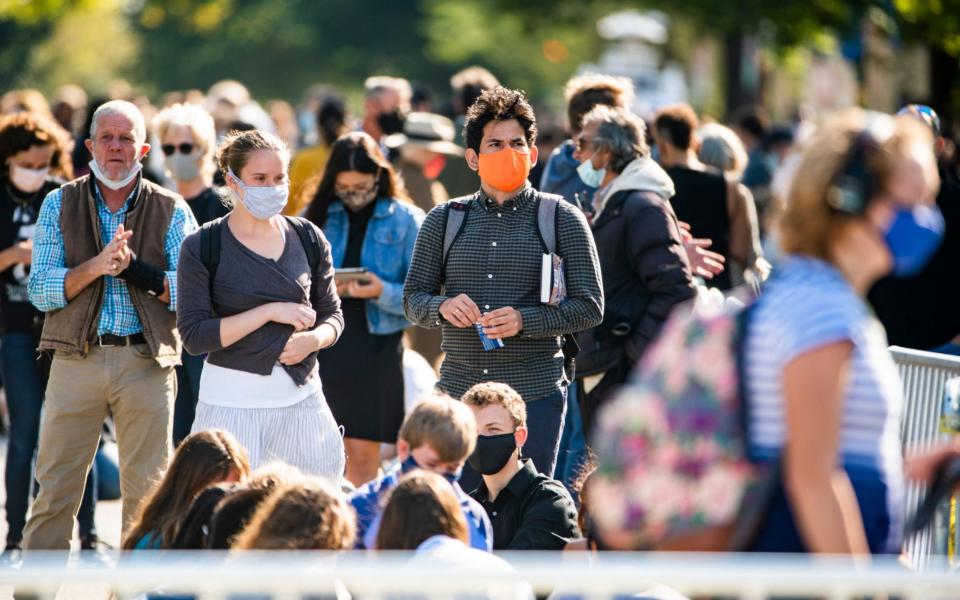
[403,185,603,401]
[29,177,198,336]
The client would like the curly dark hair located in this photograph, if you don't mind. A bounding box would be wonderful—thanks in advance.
[462,86,537,153]
[0,112,74,182]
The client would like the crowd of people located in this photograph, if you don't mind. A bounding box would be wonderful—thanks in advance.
[0,63,959,589]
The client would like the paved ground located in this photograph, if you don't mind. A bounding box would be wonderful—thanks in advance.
[0,435,123,550]
[0,434,122,600]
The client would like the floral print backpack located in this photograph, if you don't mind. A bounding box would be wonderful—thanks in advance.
[590,289,776,551]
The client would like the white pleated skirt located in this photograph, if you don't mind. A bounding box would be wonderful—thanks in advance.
[191,390,345,485]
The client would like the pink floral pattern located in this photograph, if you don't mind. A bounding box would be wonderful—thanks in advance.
[592,296,760,548]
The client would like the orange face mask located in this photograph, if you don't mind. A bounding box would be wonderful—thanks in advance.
[477,147,532,192]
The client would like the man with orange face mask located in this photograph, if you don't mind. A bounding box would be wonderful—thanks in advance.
[403,87,603,489]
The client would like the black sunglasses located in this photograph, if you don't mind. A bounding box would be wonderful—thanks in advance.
[161,143,195,156]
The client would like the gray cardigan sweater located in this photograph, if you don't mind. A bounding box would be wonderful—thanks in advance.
[176,218,343,386]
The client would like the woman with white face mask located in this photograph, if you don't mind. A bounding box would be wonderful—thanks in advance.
[154,103,229,228]
[303,132,423,488]
[0,112,103,555]
[154,103,230,446]
[176,129,345,482]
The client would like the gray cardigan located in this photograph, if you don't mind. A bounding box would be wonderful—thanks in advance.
[176,218,343,386]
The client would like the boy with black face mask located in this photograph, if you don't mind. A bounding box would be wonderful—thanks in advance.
[463,382,580,550]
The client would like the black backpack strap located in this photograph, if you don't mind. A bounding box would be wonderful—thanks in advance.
[285,216,322,275]
[199,219,223,293]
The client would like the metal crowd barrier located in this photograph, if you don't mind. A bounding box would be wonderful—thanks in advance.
[0,552,958,600]
[891,346,960,570]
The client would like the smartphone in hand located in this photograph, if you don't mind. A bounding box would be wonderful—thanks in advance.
[335,267,370,285]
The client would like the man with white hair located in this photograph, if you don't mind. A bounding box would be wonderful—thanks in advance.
[24,99,198,549]
[362,75,412,141]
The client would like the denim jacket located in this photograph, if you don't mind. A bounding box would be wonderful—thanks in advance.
[324,197,424,334]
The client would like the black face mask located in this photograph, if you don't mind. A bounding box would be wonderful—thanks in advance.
[467,433,517,475]
[376,109,405,136]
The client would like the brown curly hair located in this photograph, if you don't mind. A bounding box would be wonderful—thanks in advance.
[0,111,74,182]
[463,86,537,153]
[231,478,355,550]
[461,382,527,428]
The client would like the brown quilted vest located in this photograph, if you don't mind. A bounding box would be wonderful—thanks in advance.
[38,175,182,367]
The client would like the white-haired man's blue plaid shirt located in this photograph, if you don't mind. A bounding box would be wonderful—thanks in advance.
[29,177,198,335]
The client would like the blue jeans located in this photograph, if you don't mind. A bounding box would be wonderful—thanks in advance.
[173,351,204,446]
[2,332,96,545]
[554,383,588,501]
[931,342,960,357]
[523,386,568,478]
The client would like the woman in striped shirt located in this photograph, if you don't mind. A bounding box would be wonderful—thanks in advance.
[744,109,943,554]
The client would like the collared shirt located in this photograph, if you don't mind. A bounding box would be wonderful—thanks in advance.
[469,459,580,550]
[402,185,603,401]
[29,177,198,335]
[349,460,494,551]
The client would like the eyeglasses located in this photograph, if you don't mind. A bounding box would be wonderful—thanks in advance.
[574,135,593,152]
[161,143,195,156]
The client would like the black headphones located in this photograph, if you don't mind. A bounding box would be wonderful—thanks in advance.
[826,113,895,216]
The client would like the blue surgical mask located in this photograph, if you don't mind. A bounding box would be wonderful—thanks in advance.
[400,454,462,484]
[228,169,288,220]
[576,158,606,189]
[884,203,945,277]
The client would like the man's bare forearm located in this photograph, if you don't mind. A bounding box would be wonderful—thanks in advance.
[64,258,103,301]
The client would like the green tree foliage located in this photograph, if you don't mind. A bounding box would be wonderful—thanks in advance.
[895,0,960,55]
[421,0,605,99]
[132,0,454,100]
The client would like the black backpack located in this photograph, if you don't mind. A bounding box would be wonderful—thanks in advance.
[198,216,322,290]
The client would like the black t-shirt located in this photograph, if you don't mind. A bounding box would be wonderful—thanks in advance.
[666,166,732,290]
[0,178,61,333]
[184,186,231,226]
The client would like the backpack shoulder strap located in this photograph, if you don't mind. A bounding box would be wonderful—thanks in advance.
[285,215,322,274]
[199,219,223,285]
[442,196,472,264]
[536,194,560,255]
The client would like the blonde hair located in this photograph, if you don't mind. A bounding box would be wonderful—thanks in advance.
[154,102,218,183]
[231,478,355,550]
[461,382,527,429]
[398,397,477,463]
[779,109,933,261]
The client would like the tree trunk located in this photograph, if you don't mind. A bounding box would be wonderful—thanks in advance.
[724,30,744,118]
[929,46,959,136]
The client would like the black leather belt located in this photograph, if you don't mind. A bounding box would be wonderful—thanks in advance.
[97,333,146,347]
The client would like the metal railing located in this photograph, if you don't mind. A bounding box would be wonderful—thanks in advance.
[1,552,958,600]
[891,347,960,569]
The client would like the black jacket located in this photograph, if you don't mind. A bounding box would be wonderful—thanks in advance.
[577,189,696,376]
[869,166,960,349]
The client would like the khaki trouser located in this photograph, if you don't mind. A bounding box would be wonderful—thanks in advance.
[23,344,175,550]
